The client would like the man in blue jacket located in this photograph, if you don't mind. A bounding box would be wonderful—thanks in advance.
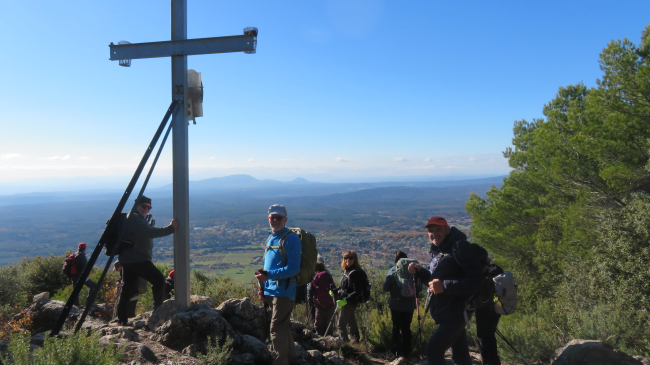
[408,216,483,365]
[255,204,301,365]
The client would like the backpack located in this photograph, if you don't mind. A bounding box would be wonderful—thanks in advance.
[341,269,371,304]
[493,271,518,315]
[264,227,318,288]
[62,254,77,277]
[452,241,518,314]
[393,258,418,297]
[103,212,128,256]
[312,271,335,309]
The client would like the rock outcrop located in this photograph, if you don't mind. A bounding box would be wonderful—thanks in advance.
[552,340,645,365]
[217,297,268,341]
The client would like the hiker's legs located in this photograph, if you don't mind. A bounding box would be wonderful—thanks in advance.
[315,306,336,336]
[476,306,501,365]
[127,297,138,318]
[70,277,81,307]
[270,296,296,365]
[425,319,469,365]
[337,302,358,340]
[450,325,472,365]
[122,261,165,308]
[391,309,414,358]
[117,265,139,323]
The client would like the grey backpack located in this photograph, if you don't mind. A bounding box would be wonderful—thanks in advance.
[393,258,418,297]
[493,271,518,315]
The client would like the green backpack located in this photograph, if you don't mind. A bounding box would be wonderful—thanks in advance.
[265,227,318,288]
[394,258,418,297]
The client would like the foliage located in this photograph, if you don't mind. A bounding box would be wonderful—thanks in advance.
[190,271,256,307]
[197,335,234,365]
[1,330,123,365]
[465,25,650,359]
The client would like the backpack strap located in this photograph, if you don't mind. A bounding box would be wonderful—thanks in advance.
[264,230,296,289]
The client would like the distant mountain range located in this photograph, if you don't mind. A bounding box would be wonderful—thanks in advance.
[0,174,506,207]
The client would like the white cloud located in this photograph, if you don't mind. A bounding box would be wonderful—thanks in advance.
[424,157,432,162]
[0,153,26,160]
[46,155,71,160]
[335,157,352,162]
[392,157,407,162]
[209,156,215,160]
[247,158,254,162]
[78,156,90,160]
[441,166,463,170]
[487,159,495,162]
[468,157,477,162]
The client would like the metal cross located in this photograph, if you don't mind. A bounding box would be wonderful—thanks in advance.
[108,1,257,306]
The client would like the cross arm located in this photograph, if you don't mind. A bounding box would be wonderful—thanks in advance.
[109,35,256,60]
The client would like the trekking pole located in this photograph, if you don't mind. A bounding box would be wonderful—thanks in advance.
[495,328,532,365]
[324,306,340,338]
[50,101,178,337]
[407,279,424,365]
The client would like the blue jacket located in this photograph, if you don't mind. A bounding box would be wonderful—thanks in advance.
[414,227,483,323]
[263,227,302,301]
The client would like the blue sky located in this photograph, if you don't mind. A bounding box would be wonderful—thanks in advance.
[1,1,649,193]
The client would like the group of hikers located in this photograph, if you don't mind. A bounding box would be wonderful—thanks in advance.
[64,198,507,365]
[256,205,505,365]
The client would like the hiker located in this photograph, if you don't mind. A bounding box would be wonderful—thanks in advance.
[336,250,366,342]
[114,260,146,318]
[69,242,97,307]
[308,261,336,336]
[408,216,483,365]
[255,204,301,365]
[164,269,175,300]
[383,250,418,359]
[475,254,504,365]
[116,195,178,326]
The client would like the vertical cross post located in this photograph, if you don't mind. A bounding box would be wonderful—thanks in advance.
[171,0,190,306]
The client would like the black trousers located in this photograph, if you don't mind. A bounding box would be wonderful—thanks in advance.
[71,277,97,307]
[476,306,501,365]
[425,319,472,365]
[391,309,414,358]
[117,261,164,323]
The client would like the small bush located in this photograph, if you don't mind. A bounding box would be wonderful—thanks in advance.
[198,335,234,365]
[1,330,123,365]
[190,271,256,307]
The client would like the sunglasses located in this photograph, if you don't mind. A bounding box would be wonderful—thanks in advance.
[269,216,285,222]
[141,205,152,210]
[344,257,354,260]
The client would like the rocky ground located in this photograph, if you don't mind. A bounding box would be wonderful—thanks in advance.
[3,293,648,365]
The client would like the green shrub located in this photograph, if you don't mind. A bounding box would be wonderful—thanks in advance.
[198,335,234,365]
[190,271,256,307]
[1,330,123,365]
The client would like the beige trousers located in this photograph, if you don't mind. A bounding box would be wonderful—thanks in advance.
[270,296,297,365]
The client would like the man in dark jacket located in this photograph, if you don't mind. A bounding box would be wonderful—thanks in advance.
[69,242,97,307]
[116,195,178,325]
[409,216,483,365]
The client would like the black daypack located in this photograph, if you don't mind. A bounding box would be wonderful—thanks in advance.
[62,254,77,277]
[103,212,129,256]
[452,241,500,311]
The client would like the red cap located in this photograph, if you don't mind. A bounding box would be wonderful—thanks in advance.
[424,216,448,228]
[78,242,87,249]
[169,270,175,279]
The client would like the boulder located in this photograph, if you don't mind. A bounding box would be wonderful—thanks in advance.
[216,298,268,341]
[239,334,273,364]
[308,349,324,361]
[30,332,46,347]
[230,352,255,365]
[153,306,240,351]
[552,340,643,365]
[102,326,139,341]
[32,292,49,303]
[190,295,215,307]
[323,351,349,365]
[388,357,409,365]
[27,299,80,333]
[634,356,650,365]
[146,299,188,331]
[122,342,158,363]
[77,318,108,335]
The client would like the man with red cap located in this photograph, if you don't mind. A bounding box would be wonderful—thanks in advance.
[70,242,97,307]
[408,216,483,365]
[164,269,175,300]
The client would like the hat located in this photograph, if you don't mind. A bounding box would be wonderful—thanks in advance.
[168,270,175,279]
[114,261,122,269]
[424,216,448,228]
[268,204,287,217]
[317,254,325,263]
[78,242,87,249]
[135,195,152,206]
